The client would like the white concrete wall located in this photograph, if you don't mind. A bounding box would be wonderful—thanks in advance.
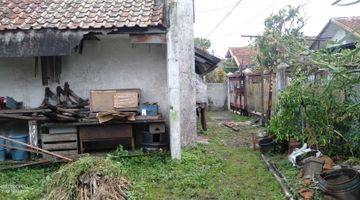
[0,35,169,118]
[207,83,227,111]
[196,75,207,103]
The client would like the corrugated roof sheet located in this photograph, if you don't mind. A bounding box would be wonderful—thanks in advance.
[0,0,164,31]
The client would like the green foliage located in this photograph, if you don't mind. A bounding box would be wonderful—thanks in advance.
[258,5,360,157]
[256,6,307,69]
[270,46,360,156]
[0,164,60,200]
[223,58,238,73]
[0,111,284,200]
[205,67,227,83]
[269,77,305,142]
[194,37,211,50]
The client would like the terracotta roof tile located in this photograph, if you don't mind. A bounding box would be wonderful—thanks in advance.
[333,16,360,34]
[0,0,164,31]
[227,47,257,67]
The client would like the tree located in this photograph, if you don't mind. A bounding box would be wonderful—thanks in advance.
[255,6,306,123]
[194,38,211,51]
[206,66,227,83]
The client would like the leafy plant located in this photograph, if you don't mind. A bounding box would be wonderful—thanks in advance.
[270,46,360,156]
[194,37,211,50]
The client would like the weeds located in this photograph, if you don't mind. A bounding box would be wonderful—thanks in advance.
[0,111,284,200]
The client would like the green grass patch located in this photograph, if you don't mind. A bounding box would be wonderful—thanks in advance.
[0,111,283,199]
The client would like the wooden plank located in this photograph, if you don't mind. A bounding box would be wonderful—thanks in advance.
[44,150,78,158]
[0,109,49,114]
[79,125,132,140]
[0,113,47,121]
[113,91,139,109]
[90,90,115,112]
[48,126,77,134]
[41,133,77,142]
[42,142,77,150]
[0,135,73,162]
[90,89,140,112]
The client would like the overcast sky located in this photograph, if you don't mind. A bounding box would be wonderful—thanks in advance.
[194,0,360,57]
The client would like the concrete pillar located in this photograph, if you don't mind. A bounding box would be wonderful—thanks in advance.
[227,77,231,111]
[276,63,288,93]
[167,0,196,159]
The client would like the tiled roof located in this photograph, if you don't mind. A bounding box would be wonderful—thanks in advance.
[333,16,360,34]
[0,0,164,31]
[227,47,257,67]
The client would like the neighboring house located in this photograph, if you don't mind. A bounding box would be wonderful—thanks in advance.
[0,0,196,158]
[226,46,257,73]
[311,16,360,50]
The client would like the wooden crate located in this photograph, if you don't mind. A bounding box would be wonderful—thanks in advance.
[90,89,140,112]
[41,132,78,158]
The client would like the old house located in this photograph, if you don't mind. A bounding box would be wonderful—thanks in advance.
[0,0,197,159]
[226,46,257,73]
[311,16,360,50]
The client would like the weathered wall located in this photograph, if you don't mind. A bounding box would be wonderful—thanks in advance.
[196,75,207,103]
[0,35,169,118]
[207,83,227,111]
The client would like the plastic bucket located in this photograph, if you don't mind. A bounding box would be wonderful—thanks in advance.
[319,169,360,200]
[9,135,29,161]
[259,137,275,153]
[0,137,5,161]
[0,148,5,161]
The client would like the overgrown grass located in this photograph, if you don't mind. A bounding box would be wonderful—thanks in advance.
[0,111,284,199]
[0,165,60,199]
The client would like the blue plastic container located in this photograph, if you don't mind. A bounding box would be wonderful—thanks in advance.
[140,104,159,116]
[0,137,5,161]
[9,135,29,161]
[0,148,5,161]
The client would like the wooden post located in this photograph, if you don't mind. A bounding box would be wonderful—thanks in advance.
[260,71,265,126]
[28,120,38,147]
[266,69,274,124]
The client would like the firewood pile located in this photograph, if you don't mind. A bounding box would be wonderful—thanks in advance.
[77,172,130,200]
[0,82,142,123]
[0,82,91,122]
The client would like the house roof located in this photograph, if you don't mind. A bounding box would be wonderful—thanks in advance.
[195,48,221,76]
[332,16,360,36]
[310,16,360,49]
[0,0,164,31]
[226,47,257,67]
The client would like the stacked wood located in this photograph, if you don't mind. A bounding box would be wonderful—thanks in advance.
[0,82,90,122]
[41,126,78,158]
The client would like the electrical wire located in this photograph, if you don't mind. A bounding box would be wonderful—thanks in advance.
[332,0,360,6]
[206,0,244,37]
[209,5,272,40]
[197,4,235,13]
[210,0,312,40]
